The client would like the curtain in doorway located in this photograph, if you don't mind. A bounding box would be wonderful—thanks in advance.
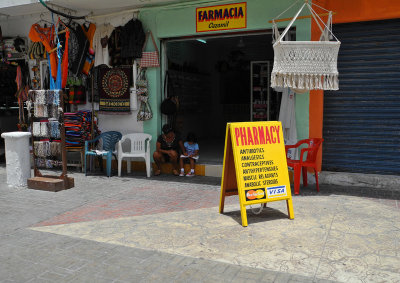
[279,88,298,160]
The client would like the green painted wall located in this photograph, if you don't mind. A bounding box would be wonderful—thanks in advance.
[139,0,311,156]
[291,17,311,142]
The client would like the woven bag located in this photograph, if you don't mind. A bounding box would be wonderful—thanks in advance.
[136,68,147,88]
[136,88,148,95]
[271,2,340,91]
[138,31,160,68]
[137,98,153,121]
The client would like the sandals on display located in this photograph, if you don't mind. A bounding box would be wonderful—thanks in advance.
[154,169,161,176]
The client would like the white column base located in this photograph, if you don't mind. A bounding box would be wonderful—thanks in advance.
[1,132,32,187]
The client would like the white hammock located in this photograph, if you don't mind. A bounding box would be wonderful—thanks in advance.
[271,1,341,91]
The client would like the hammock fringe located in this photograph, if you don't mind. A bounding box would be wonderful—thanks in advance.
[271,73,339,91]
[270,1,340,91]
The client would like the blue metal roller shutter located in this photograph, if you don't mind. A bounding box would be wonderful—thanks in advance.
[323,19,400,175]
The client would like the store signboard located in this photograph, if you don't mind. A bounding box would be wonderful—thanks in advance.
[196,2,247,33]
[219,121,294,227]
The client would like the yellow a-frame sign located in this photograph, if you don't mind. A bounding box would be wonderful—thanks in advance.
[219,121,294,227]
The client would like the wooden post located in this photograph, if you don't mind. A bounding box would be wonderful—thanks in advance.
[91,72,94,139]
[60,90,68,179]
[30,104,42,177]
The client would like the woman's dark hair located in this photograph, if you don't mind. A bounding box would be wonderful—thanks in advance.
[186,132,197,143]
[162,124,173,135]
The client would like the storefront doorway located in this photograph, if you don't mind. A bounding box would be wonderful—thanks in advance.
[163,32,281,164]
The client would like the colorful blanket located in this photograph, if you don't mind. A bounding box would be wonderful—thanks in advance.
[64,111,100,148]
[99,66,132,113]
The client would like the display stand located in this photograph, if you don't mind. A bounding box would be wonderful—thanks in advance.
[66,147,85,172]
[27,90,74,192]
[250,61,270,121]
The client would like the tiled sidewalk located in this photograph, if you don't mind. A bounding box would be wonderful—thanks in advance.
[0,167,399,282]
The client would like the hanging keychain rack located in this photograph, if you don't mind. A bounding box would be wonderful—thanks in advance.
[269,0,341,92]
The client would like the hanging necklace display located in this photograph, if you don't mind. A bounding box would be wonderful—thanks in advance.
[40,121,49,137]
[34,90,47,104]
[47,90,60,106]
[33,141,51,157]
[48,90,61,119]
[32,90,49,117]
[33,122,41,136]
[270,0,340,92]
[49,105,59,119]
[49,119,60,138]
[50,141,61,157]
[33,141,41,157]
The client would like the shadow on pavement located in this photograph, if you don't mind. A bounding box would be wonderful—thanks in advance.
[116,170,400,200]
[3,162,399,200]
[222,206,290,226]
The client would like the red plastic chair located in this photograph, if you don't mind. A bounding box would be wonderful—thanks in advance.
[285,138,324,195]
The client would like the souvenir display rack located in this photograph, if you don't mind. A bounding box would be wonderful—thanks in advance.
[250,61,270,121]
[27,89,74,191]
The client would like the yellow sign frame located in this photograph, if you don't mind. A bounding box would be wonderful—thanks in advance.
[196,2,247,33]
[219,122,294,227]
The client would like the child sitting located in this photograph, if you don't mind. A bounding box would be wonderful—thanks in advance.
[179,132,199,177]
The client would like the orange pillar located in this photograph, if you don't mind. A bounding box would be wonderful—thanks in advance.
[309,3,327,172]
[323,0,400,24]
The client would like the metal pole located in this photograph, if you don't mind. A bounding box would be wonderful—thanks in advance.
[91,72,94,139]
[60,90,68,178]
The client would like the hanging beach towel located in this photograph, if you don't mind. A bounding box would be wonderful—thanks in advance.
[270,1,340,92]
[138,31,160,68]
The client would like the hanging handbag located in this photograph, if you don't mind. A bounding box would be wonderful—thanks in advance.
[137,98,153,121]
[138,31,160,68]
[136,68,147,88]
[135,67,153,121]
[136,88,148,95]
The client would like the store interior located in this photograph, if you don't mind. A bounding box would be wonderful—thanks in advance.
[165,32,281,164]
[0,24,290,168]
[0,41,26,161]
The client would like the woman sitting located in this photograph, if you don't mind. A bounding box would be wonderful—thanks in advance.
[153,124,185,176]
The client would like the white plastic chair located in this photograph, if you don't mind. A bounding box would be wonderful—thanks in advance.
[117,133,152,177]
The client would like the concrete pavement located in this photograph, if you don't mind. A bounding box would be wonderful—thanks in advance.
[0,166,399,282]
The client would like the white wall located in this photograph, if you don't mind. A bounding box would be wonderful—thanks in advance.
[0,13,37,37]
